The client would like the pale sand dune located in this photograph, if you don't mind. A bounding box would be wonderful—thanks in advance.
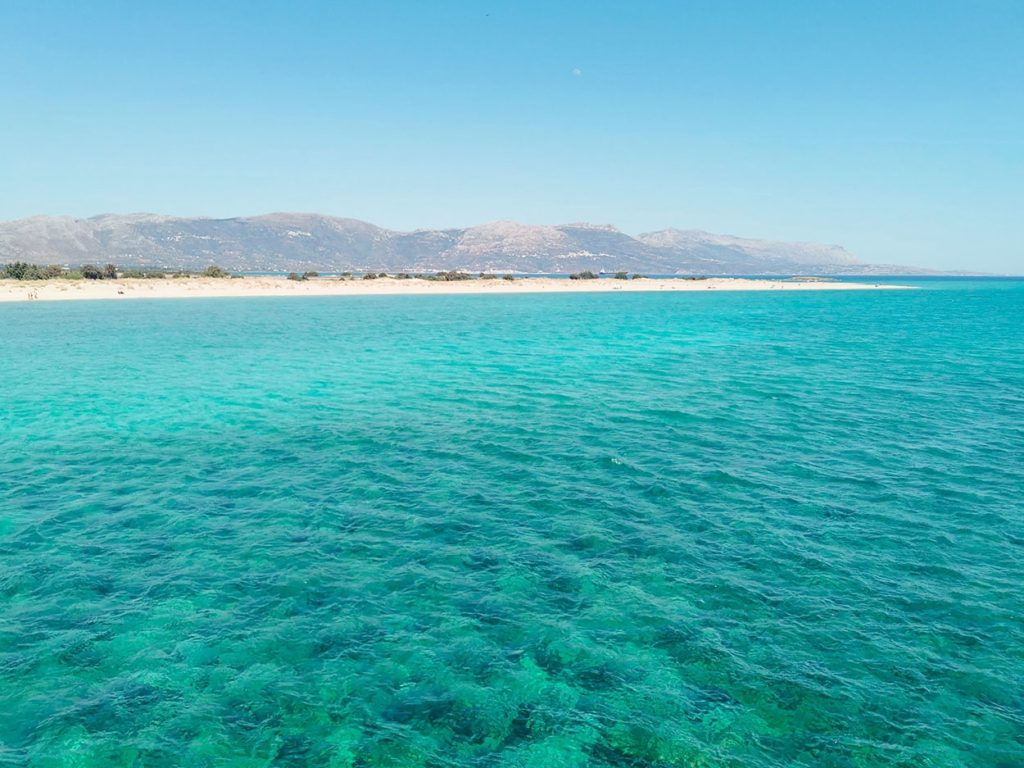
[0,276,910,303]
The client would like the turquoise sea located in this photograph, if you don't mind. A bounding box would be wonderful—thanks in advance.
[1,279,1022,767]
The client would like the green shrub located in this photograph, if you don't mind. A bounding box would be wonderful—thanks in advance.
[433,271,472,281]
[631,273,645,280]
[81,264,104,280]
[569,270,598,280]
[614,271,629,280]
[362,272,378,280]
[2,262,33,279]
[302,271,319,279]
[103,264,118,279]
[480,272,498,280]
[0,262,67,280]
[43,265,65,279]
[203,265,230,278]
[502,274,515,281]
[287,272,305,281]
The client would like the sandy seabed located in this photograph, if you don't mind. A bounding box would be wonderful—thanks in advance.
[0,276,910,302]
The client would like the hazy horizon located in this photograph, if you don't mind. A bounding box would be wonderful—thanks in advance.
[1,1,1021,272]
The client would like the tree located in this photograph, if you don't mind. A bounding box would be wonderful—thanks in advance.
[2,262,31,279]
[81,264,104,280]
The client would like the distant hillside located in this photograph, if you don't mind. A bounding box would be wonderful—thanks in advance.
[0,213,941,275]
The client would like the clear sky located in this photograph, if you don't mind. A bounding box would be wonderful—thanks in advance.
[1,1,1021,271]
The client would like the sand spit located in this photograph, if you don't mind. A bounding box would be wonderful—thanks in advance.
[0,276,911,303]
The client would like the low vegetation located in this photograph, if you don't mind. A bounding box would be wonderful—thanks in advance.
[430,271,472,281]
[0,262,66,280]
[1,261,231,280]
[0,263,682,287]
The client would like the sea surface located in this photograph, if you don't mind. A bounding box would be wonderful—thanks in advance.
[1,279,1022,767]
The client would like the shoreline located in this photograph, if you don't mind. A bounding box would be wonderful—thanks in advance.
[0,276,911,303]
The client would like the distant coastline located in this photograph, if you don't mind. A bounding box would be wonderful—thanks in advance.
[0,275,911,303]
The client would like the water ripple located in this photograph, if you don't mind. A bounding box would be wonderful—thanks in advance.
[1,285,1022,766]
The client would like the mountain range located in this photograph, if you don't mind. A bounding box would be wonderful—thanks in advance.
[0,213,938,275]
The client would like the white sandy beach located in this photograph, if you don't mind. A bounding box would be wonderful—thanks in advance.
[0,276,909,303]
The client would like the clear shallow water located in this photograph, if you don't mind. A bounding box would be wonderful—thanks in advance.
[1,282,1022,767]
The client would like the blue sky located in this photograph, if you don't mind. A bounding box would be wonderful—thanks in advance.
[1,1,1021,271]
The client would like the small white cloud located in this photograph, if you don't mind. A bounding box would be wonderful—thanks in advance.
[572,67,582,76]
